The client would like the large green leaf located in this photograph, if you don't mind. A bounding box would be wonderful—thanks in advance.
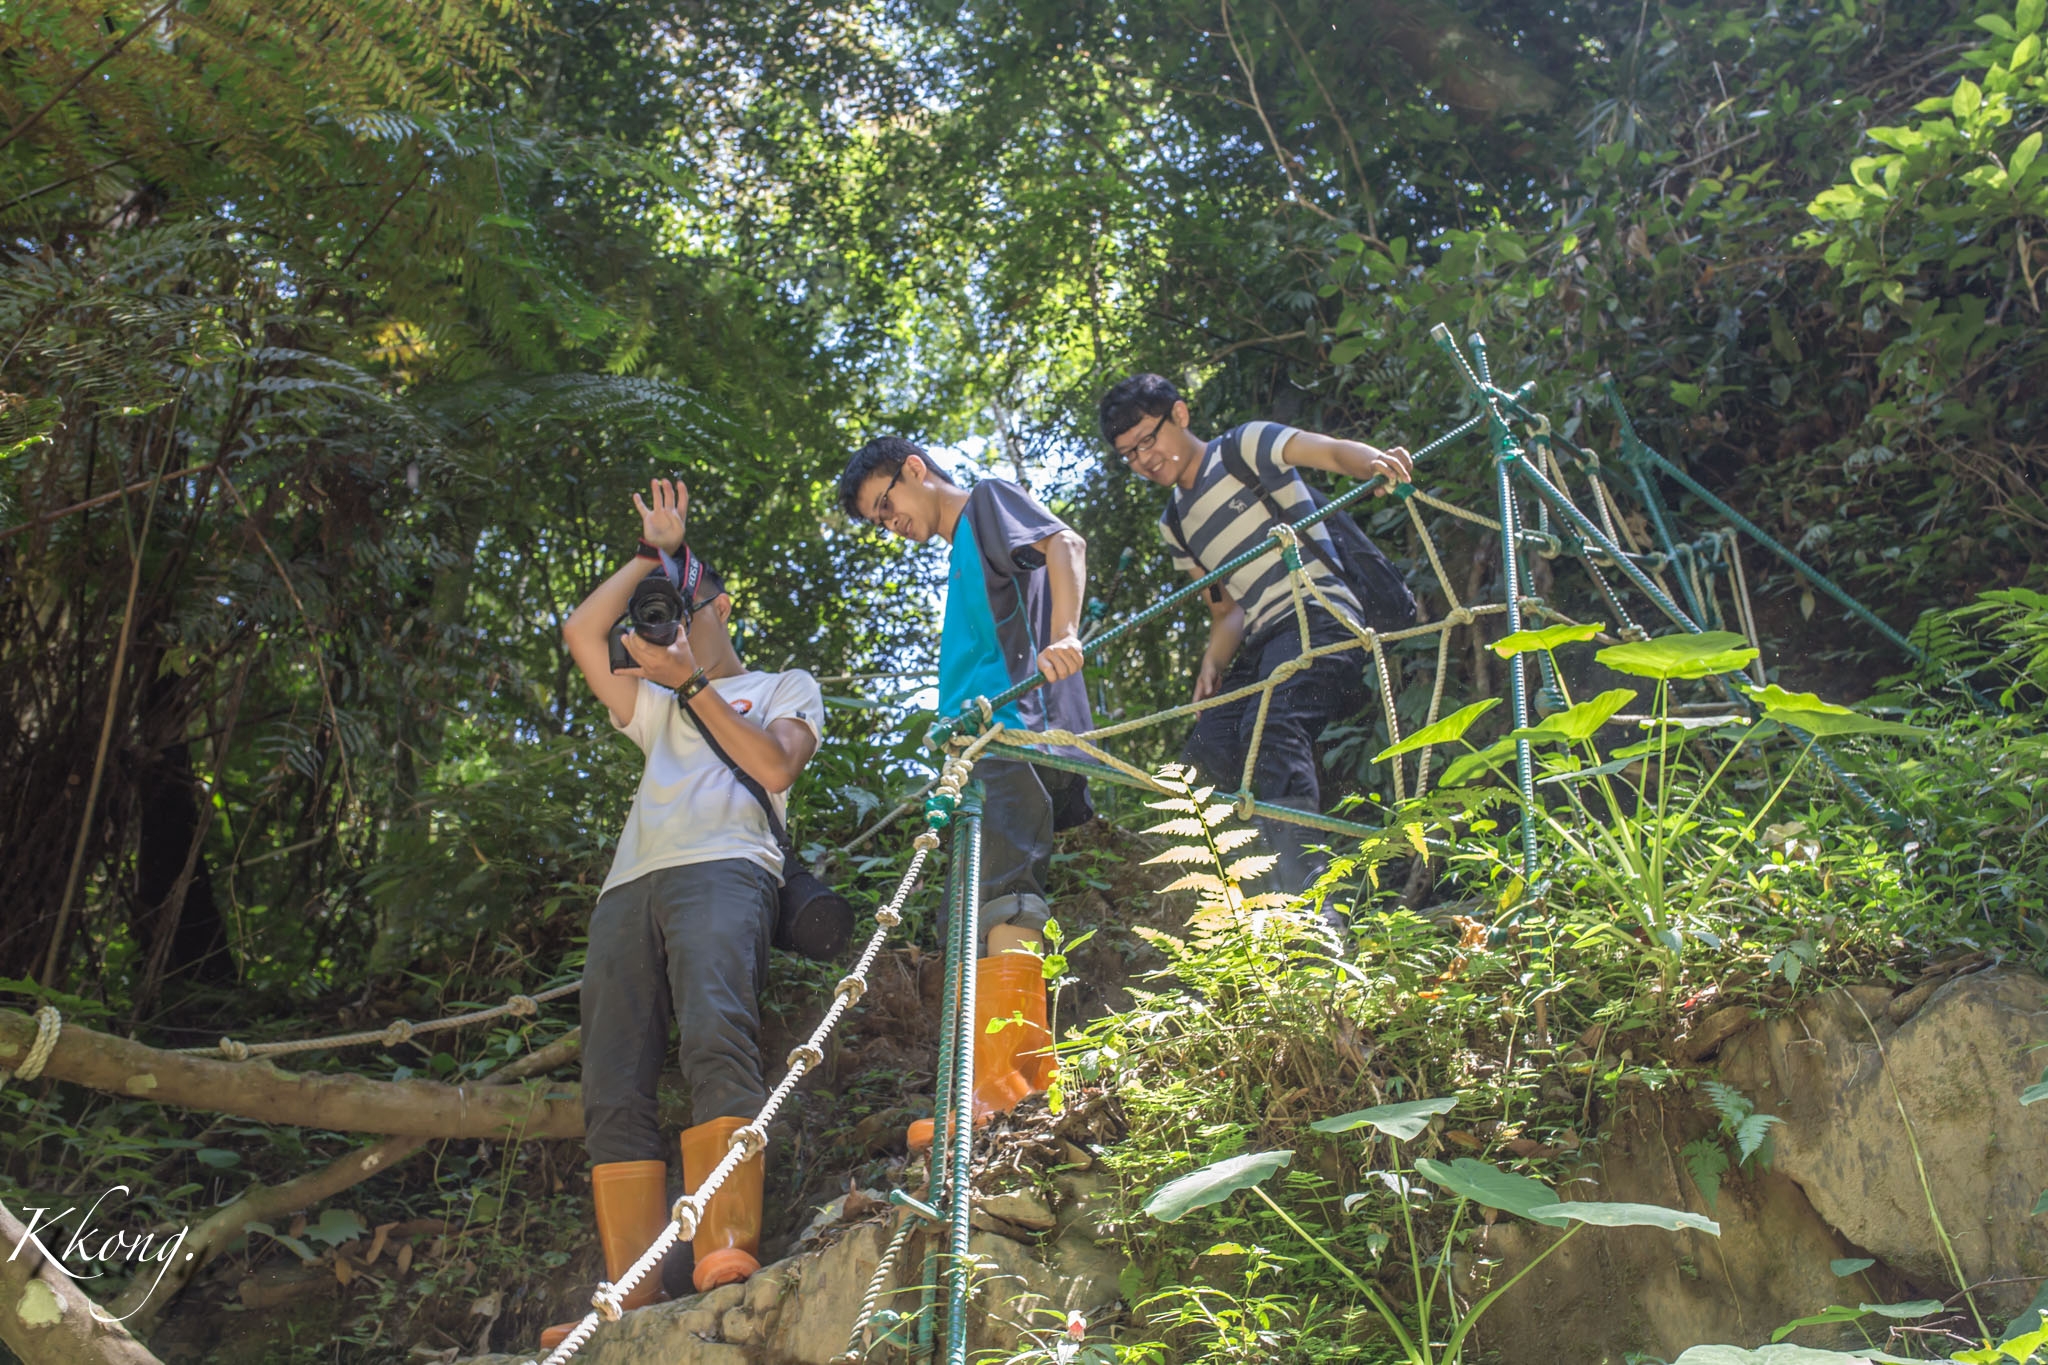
[1544,1200,1721,1235]
[1510,688,1638,744]
[1491,622,1605,657]
[1676,1346,1922,1364]
[1413,1157,1567,1224]
[1312,1096,1459,1140]
[1373,699,1501,763]
[1439,736,1517,787]
[1142,1150,1294,1223]
[1597,631,1759,680]
[1741,684,1931,738]
[1858,1299,1945,1319]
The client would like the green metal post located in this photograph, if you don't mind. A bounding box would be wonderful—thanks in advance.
[1598,376,1929,669]
[943,793,983,1365]
[1433,326,1539,879]
[914,805,974,1365]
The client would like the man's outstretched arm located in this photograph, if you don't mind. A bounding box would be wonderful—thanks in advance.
[1032,526,1088,682]
[1282,430,1413,491]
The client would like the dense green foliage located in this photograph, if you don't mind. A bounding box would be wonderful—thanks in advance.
[3,0,2046,1358]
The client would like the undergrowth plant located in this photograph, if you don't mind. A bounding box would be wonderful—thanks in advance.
[1390,625,1929,988]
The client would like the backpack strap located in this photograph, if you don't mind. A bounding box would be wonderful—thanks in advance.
[677,699,795,859]
[1162,498,1226,603]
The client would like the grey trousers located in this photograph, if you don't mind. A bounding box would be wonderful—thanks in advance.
[969,757,1095,955]
[580,858,777,1166]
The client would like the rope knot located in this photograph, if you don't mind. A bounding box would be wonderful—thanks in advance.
[9,1006,62,1084]
[668,1198,702,1241]
[218,1038,251,1062]
[910,831,940,853]
[381,1019,415,1048]
[507,994,538,1018]
[833,975,867,1006]
[974,696,993,726]
[592,1284,625,1322]
[786,1042,825,1072]
[1447,606,1475,627]
[875,905,904,927]
[730,1123,769,1158]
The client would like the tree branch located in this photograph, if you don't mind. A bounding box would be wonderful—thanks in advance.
[1,1202,164,1365]
[0,1009,583,1139]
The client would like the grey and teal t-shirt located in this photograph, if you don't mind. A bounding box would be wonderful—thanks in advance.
[1160,421,1364,637]
[938,479,1093,741]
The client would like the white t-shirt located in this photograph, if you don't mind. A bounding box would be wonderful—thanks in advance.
[601,669,827,896]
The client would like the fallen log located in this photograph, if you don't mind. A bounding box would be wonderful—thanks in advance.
[1,1202,164,1365]
[104,1030,583,1329]
[0,1009,583,1140]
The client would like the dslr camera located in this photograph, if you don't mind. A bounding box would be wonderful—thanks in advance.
[607,561,691,672]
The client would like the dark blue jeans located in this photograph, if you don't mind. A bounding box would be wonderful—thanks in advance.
[1181,610,1367,893]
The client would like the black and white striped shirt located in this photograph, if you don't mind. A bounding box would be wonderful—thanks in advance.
[1160,422,1364,636]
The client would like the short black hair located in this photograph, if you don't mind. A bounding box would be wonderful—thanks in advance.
[837,436,956,519]
[1098,373,1182,447]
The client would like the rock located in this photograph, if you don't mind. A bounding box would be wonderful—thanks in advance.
[1674,1003,1754,1062]
[971,1208,1042,1238]
[1471,1092,1908,1364]
[696,1282,747,1318]
[719,1307,759,1344]
[980,1187,1057,1231]
[852,1108,914,1154]
[742,1270,784,1315]
[1052,1172,1118,1245]
[670,1307,719,1337]
[1054,1138,1095,1169]
[1719,968,2048,1317]
[765,1221,890,1365]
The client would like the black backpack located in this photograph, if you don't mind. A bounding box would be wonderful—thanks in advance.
[1162,434,1418,635]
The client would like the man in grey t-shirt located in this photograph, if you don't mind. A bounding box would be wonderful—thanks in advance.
[1099,374,1411,897]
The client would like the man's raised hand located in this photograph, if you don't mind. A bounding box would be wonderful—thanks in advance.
[633,478,689,553]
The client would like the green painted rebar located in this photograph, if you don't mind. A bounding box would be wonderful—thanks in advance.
[1597,375,1928,669]
[914,810,972,1365]
[1506,423,1902,827]
[981,743,1390,840]
[1506,446,1703,634]
[943,794,983,1365]
[1433,325,1539,878]
[927,407,1497,747]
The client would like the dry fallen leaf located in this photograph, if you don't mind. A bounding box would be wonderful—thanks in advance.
[365,1223,393,1266]
[396,1242,415,1275]
[1446,1130,1484,1151]
[333,1256,355,1287]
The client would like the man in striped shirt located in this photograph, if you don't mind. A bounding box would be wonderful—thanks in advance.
[1099,374,1411,898]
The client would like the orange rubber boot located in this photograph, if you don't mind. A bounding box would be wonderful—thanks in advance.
[681,1116,763,1291]
[539,1159,669,1349]
[908,954,1051,1153]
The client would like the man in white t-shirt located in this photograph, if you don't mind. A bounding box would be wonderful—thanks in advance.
[539,478,826,1349]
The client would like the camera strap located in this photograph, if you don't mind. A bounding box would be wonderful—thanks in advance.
[658,545,704,603]
[676,699,796,861]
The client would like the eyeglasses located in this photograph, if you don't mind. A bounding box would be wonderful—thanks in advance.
[1112,412,1170,465]
[867,467,905,528]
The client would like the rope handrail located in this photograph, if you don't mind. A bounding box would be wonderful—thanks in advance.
[175,982,583,1062]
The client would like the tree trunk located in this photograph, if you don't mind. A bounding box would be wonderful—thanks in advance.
[0,1202,164,1365]
[0,1009,583,1139]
